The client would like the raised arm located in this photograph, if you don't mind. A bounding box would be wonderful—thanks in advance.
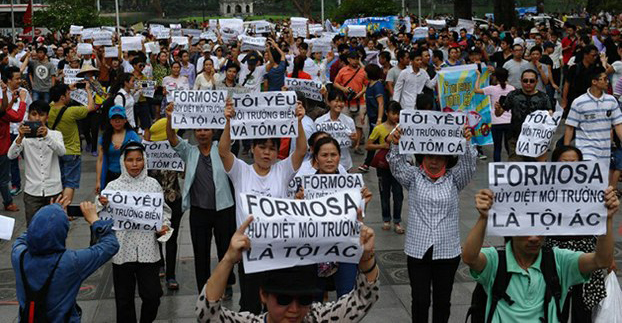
[578,187,618,274]
[164,103,179,147]
[452,126,477,191]
[291,100,307,171]
[219,99,235,171]
[463,189,492,273]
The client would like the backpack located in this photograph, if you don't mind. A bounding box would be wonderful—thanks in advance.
[101,92,125,117]
[18,250,65,323]
[465,247,566,323]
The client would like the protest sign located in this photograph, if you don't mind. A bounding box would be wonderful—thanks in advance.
[50,58,60,68]
[245,20,273,34]
[315,121,354,148]
[81,28,99,40]
[230,91,298,140]
[200,31,218,42]
[70,25,83,35]
[208,19,218,30]
[70,89,90,106]
[76,43,93,56]
[144,42,160,54]
[413,27,428,39]
[154,28,170,39]
[347,25,367,37]
[284,78,322,101]
[121,36,142,51]
[399,110,467,155]
[63,68,81,84]
[240,189,364,273]
[0,214,15,240]
[93,30,112,46]
[310,38,331,55]
[171,90,227,129]
[309,24,323,35]
[219,18,244,43]
[239,35,266,52]
[516,111,563,158]
[214,85,251,97]
[290,17,308,38]
[451,19,476,35]
[341,16,399,34]
[488,161,608,236]
[437,64,493,146]
[170,24,182,36]
[100,190,164,231]
[171,36,189,48]
[426,19,447,29]
[101,26,116,33]
[104,46,118,58]
[136,80,156,98]
[300,174,364,199]
[182,28,201,38]
[143,141,185,171]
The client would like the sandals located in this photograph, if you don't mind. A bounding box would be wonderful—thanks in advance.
[382,222,391,230]
[394,224,405,234]
[166,278,179,290]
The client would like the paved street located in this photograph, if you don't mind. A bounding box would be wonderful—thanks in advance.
[0,129,621,322]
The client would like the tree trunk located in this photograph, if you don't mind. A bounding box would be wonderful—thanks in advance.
[454,0,472,19]
[292,0,312,19]
[536,0,545,14]
[494,0,516,30]
[151,0,163,17]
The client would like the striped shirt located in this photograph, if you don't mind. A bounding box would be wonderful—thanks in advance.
[566,89,622,160]
[387,143,477,260]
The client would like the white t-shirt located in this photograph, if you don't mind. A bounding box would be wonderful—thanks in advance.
[115,88,136,128]
[611,61,622,91]
[227,156,297,226]
[238,63,268,93]
[315,112,356,171]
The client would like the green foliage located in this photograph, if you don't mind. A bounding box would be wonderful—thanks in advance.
[32,0,111,32]
[331,0,400,22]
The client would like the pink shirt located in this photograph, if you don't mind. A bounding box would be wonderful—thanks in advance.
[482,84,515,125]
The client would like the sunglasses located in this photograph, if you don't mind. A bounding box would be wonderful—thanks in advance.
[275,294,313,307]
[522,78,536,84]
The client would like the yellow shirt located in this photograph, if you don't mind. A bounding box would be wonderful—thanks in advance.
[369,123,394,145]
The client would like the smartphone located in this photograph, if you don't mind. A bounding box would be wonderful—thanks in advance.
[499,95,507,108]
[67,205,84,217]
[76,82,86,89]
[23,121,41,138]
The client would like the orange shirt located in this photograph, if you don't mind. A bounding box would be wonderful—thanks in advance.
[334,65,368,106]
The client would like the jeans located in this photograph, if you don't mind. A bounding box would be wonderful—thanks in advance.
[407,247,460,323]
[9,133,20,189]
[315,262,358,301]
[112,262,162,323]
[134,101,153,130]
[364,122,376,166]
[163,198,183,280]
[189,206,236,291]
[32,91,50,103]
[81,110,102,152]
[377,168,403,223]
[0,155,13,206]
[491,124,511,162]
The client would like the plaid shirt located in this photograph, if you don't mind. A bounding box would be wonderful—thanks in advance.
[387,143,477,260]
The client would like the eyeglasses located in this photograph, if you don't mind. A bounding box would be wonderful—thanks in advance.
[522,78,536,84]
[275,294,313,307]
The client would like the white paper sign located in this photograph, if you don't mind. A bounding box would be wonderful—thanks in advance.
[219,19,244,43]
[300,174,364,199]
[104,46,118,58]
[348,25,367,37]
[240,189,364,273]
[171,90,227,129]
[70,89,89,106]
[76,43,93,56]
[413,27,428,39]
[291,17,308,38]
[0,215,15,240]
[426,19,447,29]
[182,28,201,38]
[315,121,354,148]
[230,91,298,140]
[63,68,81,84]
[154,28,170,40]
[488,161,608,236]
[70,25,83,35]
[144,42,160,54]
[285,78,323,101]
[100,190,164,231]
[143,141,185,171]
[136,80,156,98]
[171,36,189,48]
[516,111,562,158]
[239,35,266,52]
[81,28,99,40]
[399,110,467,155]
[200,31,218,42]
[93,31,113,46]
[121,36,142,51]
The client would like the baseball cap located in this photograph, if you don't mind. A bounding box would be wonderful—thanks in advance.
[109,105,127,119]
[530,27,539,34]
[243,51,261,64]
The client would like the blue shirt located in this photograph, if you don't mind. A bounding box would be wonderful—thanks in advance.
[264,60,287,91]
[365,81,386,121]
[99,130,141,173]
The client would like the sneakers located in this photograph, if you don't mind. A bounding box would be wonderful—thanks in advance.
[477,152,487,160]
[10,186,22,196]
[358,164,370,173]
[5,203,19,212]
[166,278,179,290]
[91,150,98,157]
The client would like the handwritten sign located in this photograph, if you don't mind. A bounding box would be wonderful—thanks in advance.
[399,110,466,154]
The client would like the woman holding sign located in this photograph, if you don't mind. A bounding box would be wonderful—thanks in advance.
[386,124,476,323]
[97,141,172,323]
[193,58,220,90]
[219,96,308,314]
[195,216,380,323]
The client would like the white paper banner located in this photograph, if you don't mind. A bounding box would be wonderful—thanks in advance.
[399,110,467,155]
[104,46,118,58]
[144,42,160,54]
[136,80,156,98]
[426,19,447,29]
[76,43,93,56]
[100,190,164,231]
[70,25,83,35]
[63,68,81,84]
[171,36,189,48]
[285,77,322,101]
[70,89,89,106]
[171,90,227,129]
[93,31,113,46]
[516,111,562,158]
[143,141,185,171]
[121,36,142,51]
[154,28,170,40]
[0,214,15,240]
[182,28,201,38]
[300,174,364,199]
[230,92,298,140]
[239,35,266,52]
[81,28,99,40]
[488,161,608,236]
[347,25,367,37]
[240,189,363,273]
[315,121,354,148]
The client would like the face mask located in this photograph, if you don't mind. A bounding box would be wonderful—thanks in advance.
[421,161,446,180]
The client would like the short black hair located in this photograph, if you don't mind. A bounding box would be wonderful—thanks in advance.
[432,49,444,61]
[385,100,402,114]
[313,136,340,158]
[364,64,383,81]
[308,131,328,150]
[50,84,70,102]
[379,51,391,62]
[551,145,583,162]
[29,99,50,115]
[252,138,280,150]
[521,69,539,80]
[396,49,408,61]
[1,66,20,83]
[530,46,543,54]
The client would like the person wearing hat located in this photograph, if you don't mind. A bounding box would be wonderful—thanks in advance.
[8,99,65,225]
[97,140,172,323]
[604,28,621,64]
[196,43,221,76]
[196,215,380,323]
[96,105,140,194]
[212,44,227,73]
[23,46,57,103]
[235,50,268,93]
[386,123,477,323]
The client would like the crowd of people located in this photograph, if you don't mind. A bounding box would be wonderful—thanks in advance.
[2,8,622,323]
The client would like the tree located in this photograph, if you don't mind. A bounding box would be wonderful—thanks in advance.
[454,0,472,20]
[292,0,313,18]
[494,0,517,30]
[586,0,603,13]
[332,0,399,22]
[33,0,111,32]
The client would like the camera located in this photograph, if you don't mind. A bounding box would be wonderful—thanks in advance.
[76,82,86,89]
[23,121,42,138]
[345,87,357,101]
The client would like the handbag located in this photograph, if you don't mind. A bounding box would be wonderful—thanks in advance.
[371,148,390,169]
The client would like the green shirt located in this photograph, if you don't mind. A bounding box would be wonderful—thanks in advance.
[48,104,89,155]
[470,241,590,323]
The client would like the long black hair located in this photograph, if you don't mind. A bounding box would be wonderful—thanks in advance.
[109,73,133,96]
[551,146,583,162]
[292,55,306,78]
[101,118,134,153]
